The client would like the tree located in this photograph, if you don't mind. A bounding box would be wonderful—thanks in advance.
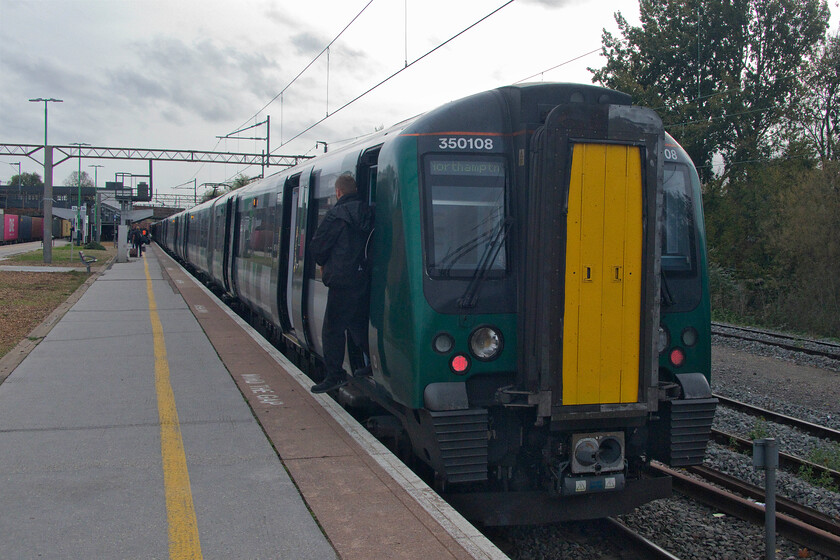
[590,0,830,182]
[199,175,250,203]
[771,163,840,334]
[9,172,44,188]
[64,171,94,188]
[200,185,224,202]
[229,174,251,190]
[789,29,840,162]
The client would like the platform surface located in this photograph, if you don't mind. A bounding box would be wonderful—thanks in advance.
[0,245,505,559]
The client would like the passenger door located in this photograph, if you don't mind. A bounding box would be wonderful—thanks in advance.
[289,167,314,350]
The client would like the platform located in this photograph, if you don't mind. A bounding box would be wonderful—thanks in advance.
[0,245,505,559]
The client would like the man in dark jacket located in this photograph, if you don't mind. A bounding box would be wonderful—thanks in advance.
[129,226,143,257]
[309,174,372,393]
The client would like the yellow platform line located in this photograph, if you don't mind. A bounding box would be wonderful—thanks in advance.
[145,257,203,559]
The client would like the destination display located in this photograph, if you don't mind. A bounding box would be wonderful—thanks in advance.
[428,158,504,177]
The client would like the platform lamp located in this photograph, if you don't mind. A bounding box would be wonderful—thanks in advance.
[89,164,104,243]
[69,142,90,248]
[28,97,62,264]
[28,98,62,146]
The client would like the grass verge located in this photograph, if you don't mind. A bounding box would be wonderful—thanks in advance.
[0,270,90,358]
[3,243,116,266]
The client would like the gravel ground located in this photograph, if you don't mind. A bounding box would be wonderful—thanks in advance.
[618,337,840,560]
[493,337,840,559]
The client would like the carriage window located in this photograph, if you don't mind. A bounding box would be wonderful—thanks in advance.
[424,155,507,278]
[662,163,696,274]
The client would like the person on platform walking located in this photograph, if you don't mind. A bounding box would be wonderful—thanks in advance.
[129,225,143,257]
[309,174,373,394]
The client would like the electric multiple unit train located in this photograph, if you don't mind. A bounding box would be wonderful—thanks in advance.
[155,83,716,524]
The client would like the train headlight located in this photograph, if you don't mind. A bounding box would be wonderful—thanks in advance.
[681,327,698,347]
[658,326,670,354]
[432,332,455,354]
[469,326,503,361]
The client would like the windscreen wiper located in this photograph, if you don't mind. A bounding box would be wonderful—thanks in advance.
[661,269,676,307]
[437,230,494,276]
[458,217,512,308]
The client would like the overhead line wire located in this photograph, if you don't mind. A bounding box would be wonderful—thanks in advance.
[210,1,375,186]
[221,0,515,182]
[275,0,516,152]
[514,48,601,84]
[231,0,375,134]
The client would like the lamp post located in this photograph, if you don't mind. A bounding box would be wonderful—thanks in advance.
[89,164,104,243]
[28,98,63,147]
[29,97,62,263]
[69,142,90,247]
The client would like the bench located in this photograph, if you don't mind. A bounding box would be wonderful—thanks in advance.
[79,251,97,274]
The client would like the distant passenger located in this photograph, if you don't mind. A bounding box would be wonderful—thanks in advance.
[309,174,372,393]
[129,225,143,257]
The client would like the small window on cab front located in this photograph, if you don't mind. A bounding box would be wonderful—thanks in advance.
[423,154,507,278]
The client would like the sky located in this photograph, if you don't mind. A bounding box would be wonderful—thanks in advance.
[1,0,838,202]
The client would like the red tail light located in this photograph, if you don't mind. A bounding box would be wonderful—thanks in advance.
[669,348,686,367]
[450,354,470,374]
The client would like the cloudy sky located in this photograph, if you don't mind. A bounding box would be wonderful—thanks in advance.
[1,0,838,200]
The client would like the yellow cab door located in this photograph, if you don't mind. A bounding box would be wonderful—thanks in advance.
[562,143,642,405]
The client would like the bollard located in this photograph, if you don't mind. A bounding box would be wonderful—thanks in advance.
[753,438,778,560]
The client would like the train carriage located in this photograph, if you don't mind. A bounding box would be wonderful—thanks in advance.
[155,83,716,524]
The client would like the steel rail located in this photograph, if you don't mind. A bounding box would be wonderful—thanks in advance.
[710,429,840,489]
[711,322,840,360]
[712,322,840,350]
[687,464,840,536]
[602,518,683,560]
[651,462,840,559]
[715,394,840,443]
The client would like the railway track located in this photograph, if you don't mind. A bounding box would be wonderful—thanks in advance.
[601,518,682,560]
[651,462,840,559]
[715,394,840,444]
[714,394,840,488]
[710,428,840,489]
[712,322,840,361]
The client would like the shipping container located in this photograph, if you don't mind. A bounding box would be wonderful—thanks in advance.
[3,214,19,242]
[31,217,44,241]
[19,215,32,242]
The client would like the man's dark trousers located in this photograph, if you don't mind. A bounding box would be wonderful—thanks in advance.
[322,284,370,378]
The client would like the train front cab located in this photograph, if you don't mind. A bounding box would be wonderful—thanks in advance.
[377,85,717,524]
[649,135,717,468]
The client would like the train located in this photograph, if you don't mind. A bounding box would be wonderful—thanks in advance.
[154,83,717,524]
[1,212,72,245]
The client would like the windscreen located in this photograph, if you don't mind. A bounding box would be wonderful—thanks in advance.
[424,155,507,278]
[662,162,701,310]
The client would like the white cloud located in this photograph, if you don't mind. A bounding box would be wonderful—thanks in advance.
[14,0,832,195]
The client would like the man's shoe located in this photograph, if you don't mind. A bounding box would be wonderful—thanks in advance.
[353,365,372,378]
[311,375,348,394]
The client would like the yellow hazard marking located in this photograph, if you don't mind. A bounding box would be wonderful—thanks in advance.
[144,257,203,559]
